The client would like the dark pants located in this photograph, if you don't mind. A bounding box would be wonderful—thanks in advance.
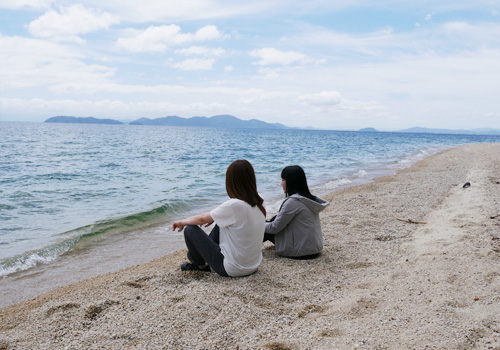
[263,232,275,244]
[263,232,320,260]
[184,225,229,277]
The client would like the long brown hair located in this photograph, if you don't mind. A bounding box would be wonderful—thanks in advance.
[225,159,266,216]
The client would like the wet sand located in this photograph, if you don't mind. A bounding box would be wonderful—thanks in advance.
[1,143,499,349]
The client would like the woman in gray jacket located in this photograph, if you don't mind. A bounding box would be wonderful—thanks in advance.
[264,165,329,258]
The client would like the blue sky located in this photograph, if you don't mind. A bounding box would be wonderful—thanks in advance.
[1,0,499,130]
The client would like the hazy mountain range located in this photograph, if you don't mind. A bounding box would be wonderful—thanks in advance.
[46,115,288,129]
[45,116,123,125]
[129,115,288,129]
[44,115,500,135]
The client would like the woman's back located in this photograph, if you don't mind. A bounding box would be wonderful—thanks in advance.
[265,194,328,257]
[211,198,265,276]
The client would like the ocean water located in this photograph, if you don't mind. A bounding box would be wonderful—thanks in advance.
[1,121,499,306]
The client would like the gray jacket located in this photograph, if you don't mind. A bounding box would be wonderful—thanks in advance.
[265,194,329,257]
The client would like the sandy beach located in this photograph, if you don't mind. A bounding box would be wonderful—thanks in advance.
[1,143,499,349]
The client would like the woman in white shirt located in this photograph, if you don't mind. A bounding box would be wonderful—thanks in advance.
[172,159,266,277]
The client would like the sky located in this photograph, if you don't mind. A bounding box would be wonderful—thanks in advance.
[1,0,499,130]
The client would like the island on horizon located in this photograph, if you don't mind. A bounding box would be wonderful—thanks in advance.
[44,114,288,129]
[45,116,123,125]
[128,114,289,129]
[43,115,500,136]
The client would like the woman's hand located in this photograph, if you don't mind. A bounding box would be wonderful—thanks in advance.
[172,220,186,232]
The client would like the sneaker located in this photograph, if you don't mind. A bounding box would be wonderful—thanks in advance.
[180,262,210,272]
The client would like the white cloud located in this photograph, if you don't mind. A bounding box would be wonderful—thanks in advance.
[283,26,400,59]
[250,47,307,66]
[195,25,224,40]
[44,81,262,96]
[173,58,216,71]
[484,112,499,118]
[442,21,471,32]
[238,91,290,104]
[28,5,119,43]
[425,13,432,20]
[286,21,500,62]
[1,97,230,120]
[36,0,498,23]
[46,0,280,23]
[255,67,281,79]
[116,25,180,53]
[175,46,226,57]
[297,91,386,116]
[298,91,342,107]
[0,0,54,9]
[0,34,114,90]
[116,25,223,53]
[439,21,500,48]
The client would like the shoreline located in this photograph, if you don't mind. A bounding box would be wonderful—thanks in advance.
[1,143,500,349]
[0,144,447,308]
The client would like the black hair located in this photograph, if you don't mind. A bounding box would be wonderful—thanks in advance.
[281,165,315,200]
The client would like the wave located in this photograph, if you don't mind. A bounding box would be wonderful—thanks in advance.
[0,200,190,278]
[309,146,452,197]
[391,146,451,169]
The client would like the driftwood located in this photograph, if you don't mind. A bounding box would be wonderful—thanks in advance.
[395,217,427,224]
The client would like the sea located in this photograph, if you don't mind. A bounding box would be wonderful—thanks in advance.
[1,121,499,307]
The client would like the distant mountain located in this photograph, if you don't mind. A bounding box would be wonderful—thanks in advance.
[129,115,289,129]
[358,127,379,132]
[397,126,500,136]
[45,116,123,125]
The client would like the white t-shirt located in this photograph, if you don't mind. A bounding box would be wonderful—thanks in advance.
[210,198,265,277]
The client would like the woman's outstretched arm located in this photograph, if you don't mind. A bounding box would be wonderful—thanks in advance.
[172,212,213,232]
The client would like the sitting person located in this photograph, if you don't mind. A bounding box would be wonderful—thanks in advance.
[264,165,328,259]
[172,159,266,277]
